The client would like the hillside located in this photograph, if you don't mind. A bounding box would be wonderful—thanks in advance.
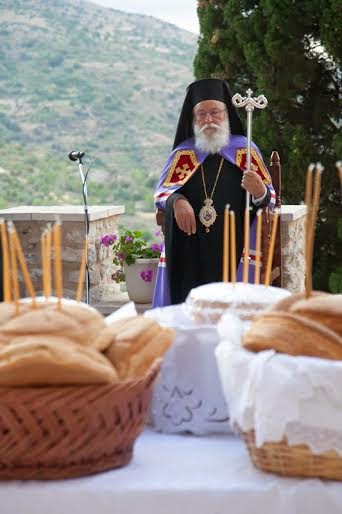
[0,0,197,211]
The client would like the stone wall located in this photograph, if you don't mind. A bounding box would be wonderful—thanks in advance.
[0,204,307,305]
[0,206,124,303]
[280,205,307,293]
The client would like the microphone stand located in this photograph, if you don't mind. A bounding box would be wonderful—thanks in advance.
[77,155,90,304]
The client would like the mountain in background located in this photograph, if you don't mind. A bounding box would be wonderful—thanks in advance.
[0,0,196,212]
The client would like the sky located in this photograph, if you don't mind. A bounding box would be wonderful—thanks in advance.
[89,0,200,34]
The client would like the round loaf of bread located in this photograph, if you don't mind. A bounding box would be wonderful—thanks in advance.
[185,282,291,324]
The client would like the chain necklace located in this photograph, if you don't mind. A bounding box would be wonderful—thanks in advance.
[199,157,224,233]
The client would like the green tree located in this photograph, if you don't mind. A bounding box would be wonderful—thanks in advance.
[194,0,341,292]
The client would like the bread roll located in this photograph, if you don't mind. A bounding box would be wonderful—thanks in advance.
[46,304,107,350]
[267,290,328,313]
[126,327,175,378]
[0,304,108,349]
[243,311,342,360]
[105,317,161,379]
[93,316,137,352]
[290,294,342,336]
[0,336,118,386]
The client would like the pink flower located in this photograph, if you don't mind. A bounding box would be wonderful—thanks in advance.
[117,252,126,261]
[151,242,162,253]
[140,269,153,282]
[125,236,133,243]
[100,234,117,247]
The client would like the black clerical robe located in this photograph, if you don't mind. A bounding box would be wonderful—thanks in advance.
[165,155,255,304]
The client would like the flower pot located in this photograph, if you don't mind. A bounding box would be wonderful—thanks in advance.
[123,258,159,304]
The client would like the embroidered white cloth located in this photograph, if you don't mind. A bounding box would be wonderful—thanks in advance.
[2,429,342,514]
[216,315,342,454]
[145,304,231,434]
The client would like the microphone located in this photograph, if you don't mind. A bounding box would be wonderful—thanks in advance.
[68,150,85,161]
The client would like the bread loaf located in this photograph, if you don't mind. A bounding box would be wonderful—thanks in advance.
[0,336,118,386]
[243,311,342,360]
[105,316,175,379]
[290,294,342,336]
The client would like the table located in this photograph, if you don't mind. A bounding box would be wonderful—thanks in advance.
[2,429,342,514]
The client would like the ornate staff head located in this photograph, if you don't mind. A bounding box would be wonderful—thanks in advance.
[232,88,268,112]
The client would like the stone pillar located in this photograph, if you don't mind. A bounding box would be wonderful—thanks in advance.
[280,205,307,293]
[0,205,125,303]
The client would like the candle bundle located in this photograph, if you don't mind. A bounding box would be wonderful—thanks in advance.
[222,207,276,286]
[0,218,88,315]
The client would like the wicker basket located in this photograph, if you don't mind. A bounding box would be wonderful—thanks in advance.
[0,360,161,480]
[243,430,342,481]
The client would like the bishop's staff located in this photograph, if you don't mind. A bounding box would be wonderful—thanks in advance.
[232,89,268,281]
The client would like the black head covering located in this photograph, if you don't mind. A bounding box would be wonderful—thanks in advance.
[172,78,245,150]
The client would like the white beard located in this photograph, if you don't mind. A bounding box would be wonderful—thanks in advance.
[194,118,230,154]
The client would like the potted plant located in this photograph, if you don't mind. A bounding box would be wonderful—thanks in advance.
[100,229,163,304]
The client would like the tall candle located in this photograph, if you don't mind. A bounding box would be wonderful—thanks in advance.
[336,161,342,189]
[306,165,323,298]
[8,224,20,315]
[304,164,315,294]
[254,209,263,284]
[76,240,88,303]
[0,219,11,302]
[230,211,236,284]
[53,220,63,310]
[45,226,52,298]
[264,209,279,286]
[222,204,229,282]
[13,228,36,307]
[41,231,48,299]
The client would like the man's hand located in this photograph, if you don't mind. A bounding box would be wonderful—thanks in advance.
[241,171,266,199]
[173,198,196,236]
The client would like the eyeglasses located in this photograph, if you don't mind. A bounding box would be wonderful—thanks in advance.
[194,108,227,121]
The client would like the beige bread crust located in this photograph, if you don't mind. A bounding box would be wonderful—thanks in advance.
[0,309,80,337]
[105,317,161,379]
[93,316,137,352]
[45,304,107,349]
[267,290,328,313]
[0,302,32,326]
[243,311,342,360]
[0,337,118,386]
[0,305,108,349]
[290,295,342,336]
[126,327,175,378]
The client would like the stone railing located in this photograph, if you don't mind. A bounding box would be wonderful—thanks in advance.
[0,204,306,308]
[0,205,124,303]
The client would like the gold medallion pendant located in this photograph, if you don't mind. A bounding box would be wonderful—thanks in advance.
[199,199,217,233]
[199,157,224,233]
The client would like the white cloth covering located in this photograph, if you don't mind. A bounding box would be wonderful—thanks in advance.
[2,429,342,514]
[145,304,231,434]
[215,316,342,453]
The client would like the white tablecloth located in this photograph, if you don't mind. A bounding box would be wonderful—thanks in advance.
[2,429,342,514]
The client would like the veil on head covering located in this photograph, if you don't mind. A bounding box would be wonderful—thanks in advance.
[172,78,245,150]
